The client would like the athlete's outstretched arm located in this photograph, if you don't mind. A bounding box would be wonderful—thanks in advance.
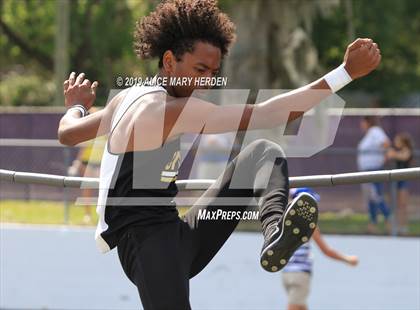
[57,72,125,146]
[165,38,381,137]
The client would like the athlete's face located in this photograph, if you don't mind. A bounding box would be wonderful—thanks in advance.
[163,41,222,97]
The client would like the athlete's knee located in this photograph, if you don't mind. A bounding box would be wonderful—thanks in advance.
[250,138,287,160]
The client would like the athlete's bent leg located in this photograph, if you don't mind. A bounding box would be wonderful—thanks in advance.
[182,138,317,276]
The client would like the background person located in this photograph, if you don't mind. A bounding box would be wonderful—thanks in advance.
[282,188,359,310]
[386,132,414,235]
[357,116,391,234]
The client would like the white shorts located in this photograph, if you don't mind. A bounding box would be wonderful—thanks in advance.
[282,272,311,305]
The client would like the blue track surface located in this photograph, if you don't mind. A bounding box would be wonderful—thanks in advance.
[1,224,419,310]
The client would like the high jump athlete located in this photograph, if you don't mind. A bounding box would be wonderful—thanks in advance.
[58,1,381,308]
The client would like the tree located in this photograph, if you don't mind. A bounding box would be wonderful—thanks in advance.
[0,0,152,106]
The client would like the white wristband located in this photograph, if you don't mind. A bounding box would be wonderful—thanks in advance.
[68,104,89,117]
[323,64,352,93]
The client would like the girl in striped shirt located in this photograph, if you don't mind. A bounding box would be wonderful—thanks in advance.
[282,188,359,310]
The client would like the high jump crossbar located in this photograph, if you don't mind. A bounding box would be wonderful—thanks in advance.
[0,168,419,190]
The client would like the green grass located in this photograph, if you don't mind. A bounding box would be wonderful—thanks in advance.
[0,200,98,226]
[1,200,419,236]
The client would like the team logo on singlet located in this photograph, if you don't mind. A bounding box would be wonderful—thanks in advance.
[161,150,181,182]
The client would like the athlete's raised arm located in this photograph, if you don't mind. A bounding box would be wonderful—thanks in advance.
[57,72,126,146]
[164,38,381,137]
